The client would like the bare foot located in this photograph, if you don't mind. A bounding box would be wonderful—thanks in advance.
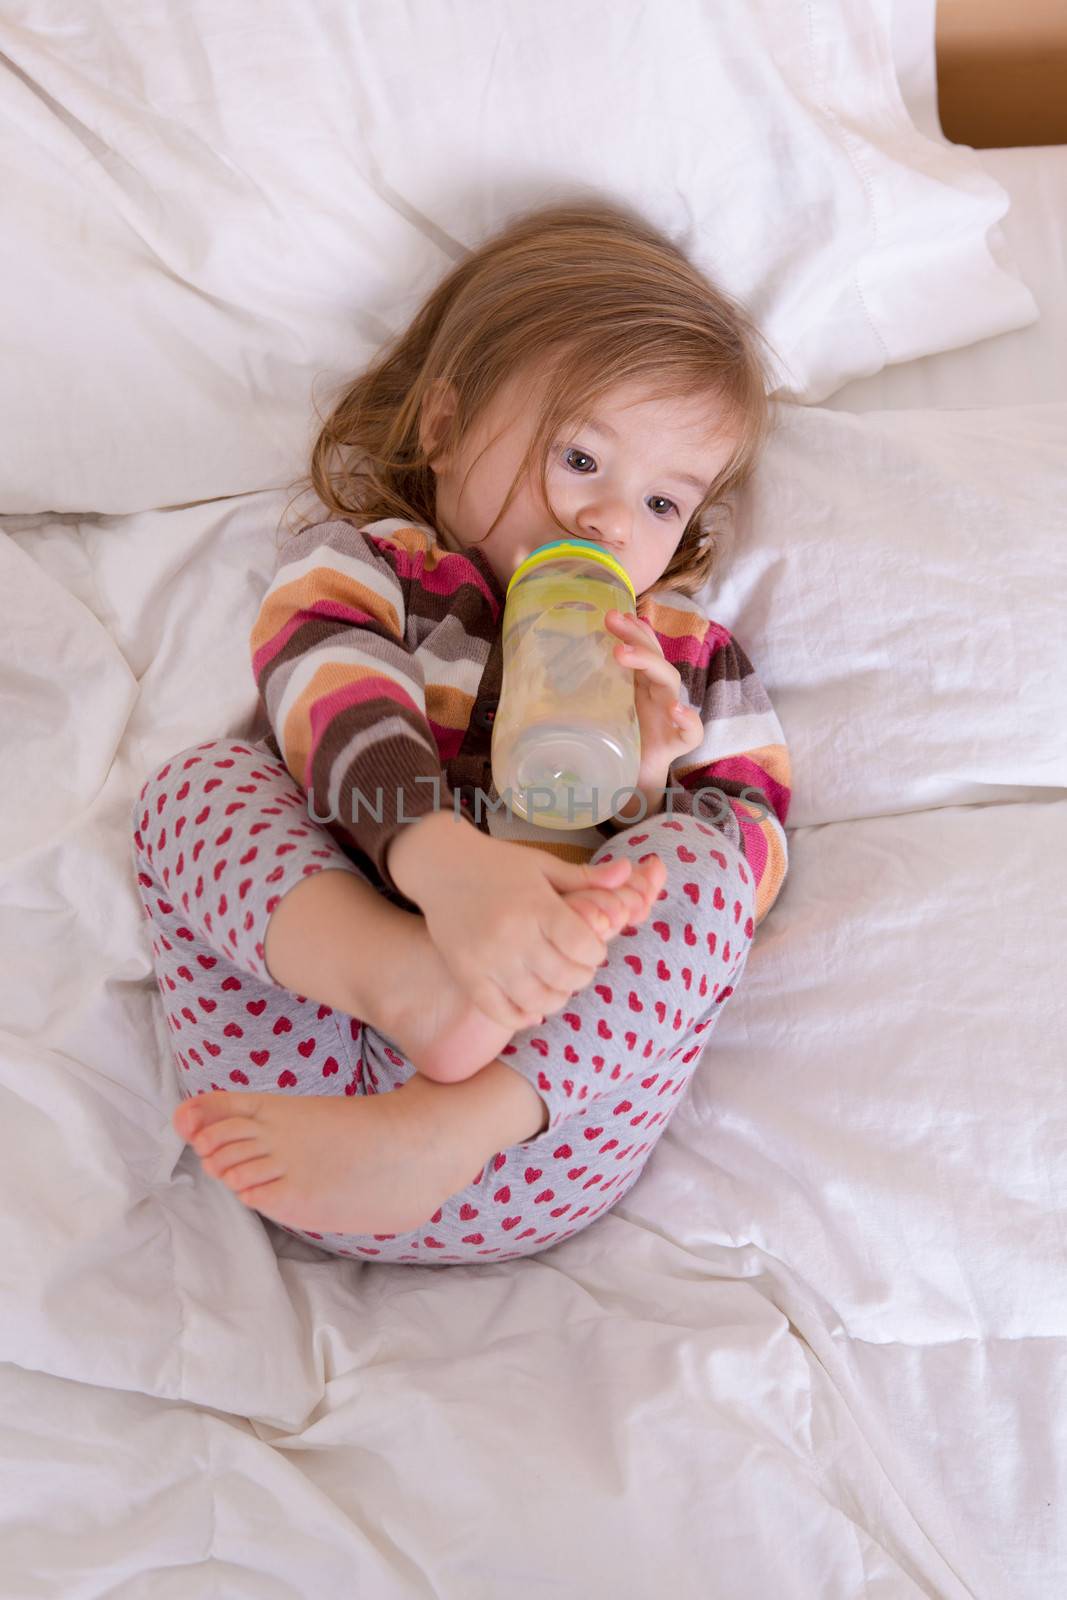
[374,852,667,1082]
[171,1074,459,1236]
[171,853,669,1235]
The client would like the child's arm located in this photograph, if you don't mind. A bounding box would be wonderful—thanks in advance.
[249,519,474,901]
[611,601,792,928]
[669,626,791,928]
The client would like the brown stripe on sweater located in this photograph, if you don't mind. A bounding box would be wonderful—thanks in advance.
[307,696,453,839]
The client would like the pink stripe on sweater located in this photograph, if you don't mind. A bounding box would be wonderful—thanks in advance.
[653,627,720,673]
[425,719,467,763]
[704,754,791,829]
[304,674,423,782]
[252,599,395,680]
[369,537,501,617]
[252,611,307,680]
[735,811,769,886]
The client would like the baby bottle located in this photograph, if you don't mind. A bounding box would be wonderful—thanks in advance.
[491,538,641,829]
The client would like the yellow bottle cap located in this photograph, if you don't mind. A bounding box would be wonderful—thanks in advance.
[505,539,636,604]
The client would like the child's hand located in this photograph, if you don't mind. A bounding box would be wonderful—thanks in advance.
[414,827,645,1031]
[605,609,704,792]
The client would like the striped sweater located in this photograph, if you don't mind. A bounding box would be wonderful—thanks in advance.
[250,518,792,928]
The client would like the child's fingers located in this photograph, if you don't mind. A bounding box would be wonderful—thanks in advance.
[542,854,633,895]
[565,883,642,936]
[528,856,668,1011]
[614,641,681,698]
[626,854,667,913]
[569,857,663,934]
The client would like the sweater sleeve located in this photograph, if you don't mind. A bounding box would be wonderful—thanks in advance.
[249,518,460,898]
[664,627,792,929]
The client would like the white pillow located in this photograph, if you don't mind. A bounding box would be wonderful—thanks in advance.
[0,0,1036,515]
[700,401,1067,829]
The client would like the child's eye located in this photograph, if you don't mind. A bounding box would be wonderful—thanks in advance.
[560,448,679,518]
[647,496,678,519]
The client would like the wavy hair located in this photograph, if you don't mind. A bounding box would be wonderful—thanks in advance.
[293,195,781,601]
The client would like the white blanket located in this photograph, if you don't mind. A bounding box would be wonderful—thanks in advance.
[1,4,1064,1597]
[3,395,1065,1596]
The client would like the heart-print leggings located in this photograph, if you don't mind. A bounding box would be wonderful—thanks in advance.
[131,737,757,1265]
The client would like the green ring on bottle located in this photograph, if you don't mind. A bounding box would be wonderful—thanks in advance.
[505,538,636,603]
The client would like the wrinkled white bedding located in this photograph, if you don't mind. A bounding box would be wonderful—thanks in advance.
[0,0,1036,516]
[1,3,1065,1597]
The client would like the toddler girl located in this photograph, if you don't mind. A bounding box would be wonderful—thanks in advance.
[130,197,792,1265]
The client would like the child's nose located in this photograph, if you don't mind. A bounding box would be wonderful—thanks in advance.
[574,498,632,549]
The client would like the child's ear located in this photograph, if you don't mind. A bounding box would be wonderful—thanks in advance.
[419,378,459,468]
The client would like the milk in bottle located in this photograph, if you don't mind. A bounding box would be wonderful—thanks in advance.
[490,538,641,829]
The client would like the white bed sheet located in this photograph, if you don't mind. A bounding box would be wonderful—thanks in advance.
[3,408,1064,1597]
[2,15,1066,1600]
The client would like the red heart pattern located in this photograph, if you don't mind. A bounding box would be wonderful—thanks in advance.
[134,738,757,1266]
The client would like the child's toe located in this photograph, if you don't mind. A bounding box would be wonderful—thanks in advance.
[173,1101,201,1140]
[174,1089,238,1142]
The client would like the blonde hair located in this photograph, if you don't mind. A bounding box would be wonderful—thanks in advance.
[296,196,781,601]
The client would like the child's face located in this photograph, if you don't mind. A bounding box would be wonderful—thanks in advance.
[423,366,738,599]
